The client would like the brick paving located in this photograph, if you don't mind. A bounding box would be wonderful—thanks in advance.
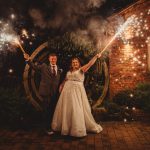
[0,122,150,150]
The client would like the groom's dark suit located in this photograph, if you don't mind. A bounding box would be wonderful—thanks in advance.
[28,61,62,129]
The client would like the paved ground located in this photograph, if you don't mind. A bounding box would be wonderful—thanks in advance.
[0,121,150,150]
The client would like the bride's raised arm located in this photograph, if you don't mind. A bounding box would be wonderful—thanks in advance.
[80,53,102,73]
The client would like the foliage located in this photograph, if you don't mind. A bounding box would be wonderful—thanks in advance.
[113,82,150,113]
[102,100,133,121]
[113,89,135,106]
[0,86,42,129]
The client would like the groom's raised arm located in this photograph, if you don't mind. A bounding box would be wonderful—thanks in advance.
[24,53,43,71]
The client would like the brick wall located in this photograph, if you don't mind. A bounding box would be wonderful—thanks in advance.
[108,0,150,98]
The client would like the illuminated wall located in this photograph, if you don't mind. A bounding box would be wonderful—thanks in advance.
[108,0,150,97]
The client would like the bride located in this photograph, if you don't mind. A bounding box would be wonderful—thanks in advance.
[51,53,103,137]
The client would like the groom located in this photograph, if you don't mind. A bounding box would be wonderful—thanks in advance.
[24,53,62,134]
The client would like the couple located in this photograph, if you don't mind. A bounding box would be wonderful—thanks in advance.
[24,52,103,137]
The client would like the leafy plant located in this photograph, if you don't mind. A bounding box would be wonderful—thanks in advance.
[0,86,41,129]
[113,82,150,113]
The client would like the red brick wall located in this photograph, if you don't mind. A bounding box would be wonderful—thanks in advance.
[108,0,150,98]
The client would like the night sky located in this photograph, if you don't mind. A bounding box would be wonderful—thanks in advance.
[0,0,138,84]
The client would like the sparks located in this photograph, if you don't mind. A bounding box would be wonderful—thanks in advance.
[0,22,26,53]
[101,15,136,53]
[22,29,29,38]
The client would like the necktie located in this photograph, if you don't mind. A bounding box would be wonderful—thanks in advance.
[52,66,56,76]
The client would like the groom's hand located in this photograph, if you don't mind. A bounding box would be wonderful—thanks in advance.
[23,53,30,61]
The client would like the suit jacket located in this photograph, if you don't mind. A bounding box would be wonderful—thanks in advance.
[28,61,62,97]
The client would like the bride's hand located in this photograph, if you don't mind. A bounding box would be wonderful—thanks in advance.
[96,53,102,58]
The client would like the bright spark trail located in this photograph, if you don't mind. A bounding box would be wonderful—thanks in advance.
[101,15,136,54]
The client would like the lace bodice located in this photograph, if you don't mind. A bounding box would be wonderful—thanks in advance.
[66,69,84,82]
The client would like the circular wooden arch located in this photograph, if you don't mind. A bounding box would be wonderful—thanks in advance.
[23,42,109,111]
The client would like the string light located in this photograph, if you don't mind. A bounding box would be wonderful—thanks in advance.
[8,68,13,74]
[130,94,134,97]
[29,42,33,45]
[126,106,129,109]
[31,33,35,37]
[10,14,15,19]
[142,63,145,67]
[115,79,119,82]
[133,73,137,77]
[124,118,127,122]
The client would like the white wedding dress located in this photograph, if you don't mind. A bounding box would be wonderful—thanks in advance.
[51,69,102,137]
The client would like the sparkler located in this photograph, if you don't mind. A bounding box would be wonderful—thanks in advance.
[0,33,26,54]
[14,38,26,54]
[100,15,136,54]
[0,21,26,54]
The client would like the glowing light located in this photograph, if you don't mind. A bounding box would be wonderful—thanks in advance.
[130,94,134,97]
[31,33,35,37]
[142,63,145,67]
[135,33,139,37]
[133,73,137,77]
[147,9,150,15]
[133,57,138,61]
[132,107,136,110]
[130,54,134,57]
[101,15,136,53]
[146,40,149,43]
[137,56,140,59]
[22,29,29,38]
[10,14,15,19]
[126,106,129,109]
[123,44,133,58]
[0,33,18,42]
[143,55,146,59]
[0,22,26,53]
[29,42,33,45]
[8,68,13,73]
[145,27,149,30]
[140,12,143,16]
[0,22,19,52]
[124,118,127,122]
[115,79,119,82]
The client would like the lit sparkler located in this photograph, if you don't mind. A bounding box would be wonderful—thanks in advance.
[0,22,26,54]
[14,38,26,54]
[100,15,136,54]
